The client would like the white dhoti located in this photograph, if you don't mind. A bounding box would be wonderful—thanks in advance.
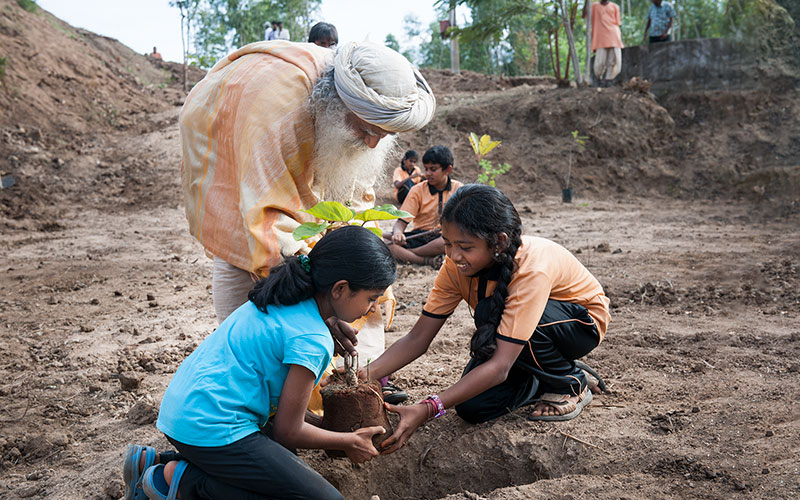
[594,47,622,81]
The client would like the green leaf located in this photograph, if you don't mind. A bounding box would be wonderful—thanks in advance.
[292,222,328,241]
[354,206,414,221]
[366,227,384,238]
[302,201,355,222]
[469,132,480,156]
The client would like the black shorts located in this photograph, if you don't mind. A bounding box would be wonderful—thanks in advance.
[404,229,440,249]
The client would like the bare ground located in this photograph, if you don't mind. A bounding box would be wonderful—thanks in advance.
[0,105,798,499]
[1,2,799,499]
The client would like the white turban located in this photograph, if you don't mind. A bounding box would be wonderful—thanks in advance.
[334,42,436,133]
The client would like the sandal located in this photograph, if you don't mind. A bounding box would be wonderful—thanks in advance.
[528,386,593,422]
[123,444,156,500]
[382,382,409,405]
[423,254,444,269]
[575,360,607,393]
[141,461,189,500]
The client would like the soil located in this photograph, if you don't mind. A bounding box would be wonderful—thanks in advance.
[321,380,393,456]
[1,2,799,499]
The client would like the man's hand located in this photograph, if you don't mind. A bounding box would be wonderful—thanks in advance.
[380,402,429,454]
[345,426,385,464]
[660,33,668,40]
[325,317,358,357]
[391,231,407,246]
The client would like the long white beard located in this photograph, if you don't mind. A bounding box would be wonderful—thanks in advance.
[311,107,397,203]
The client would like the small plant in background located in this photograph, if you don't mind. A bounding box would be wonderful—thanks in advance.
[0,57,6,80]
[292,201,413,241]
[469,132,511,187]
[561,129,589,203]
[563,129,588,190]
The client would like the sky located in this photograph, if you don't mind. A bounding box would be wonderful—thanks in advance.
[36,1,469,64]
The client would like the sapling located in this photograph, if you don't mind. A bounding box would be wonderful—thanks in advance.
[562,129,588,193]
[293,201,413,241]
[469,132,512,187]
[297,201,404,456]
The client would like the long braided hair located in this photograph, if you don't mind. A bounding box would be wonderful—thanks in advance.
[441,185,523,360]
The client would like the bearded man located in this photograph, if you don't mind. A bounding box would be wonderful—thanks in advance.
[180,41,435,372]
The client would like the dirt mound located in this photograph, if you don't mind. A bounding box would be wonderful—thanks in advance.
[421,68,557,93]
[0,1,203,223]
[401,82,799,211]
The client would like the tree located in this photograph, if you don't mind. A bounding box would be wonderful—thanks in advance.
[449,0,587,83]
[189,0,322,68]
[385,33,401,52]
[170,0,201,90]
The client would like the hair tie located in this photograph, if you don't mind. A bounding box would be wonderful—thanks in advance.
[298,254,311,273]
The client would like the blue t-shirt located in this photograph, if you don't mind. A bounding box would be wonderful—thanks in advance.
[157,298,333,447]
[647,2,675,37]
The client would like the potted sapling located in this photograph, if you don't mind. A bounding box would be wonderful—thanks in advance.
[293,201,412,456]
[561,130,588,203]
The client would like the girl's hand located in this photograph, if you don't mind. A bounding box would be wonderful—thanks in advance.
[324,317,359,357]
[380,402,429,454]
[391,232,406,246]
[345,426,385,464]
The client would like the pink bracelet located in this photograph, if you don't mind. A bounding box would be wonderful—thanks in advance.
[425,394,446,418]
[420,399,435,419]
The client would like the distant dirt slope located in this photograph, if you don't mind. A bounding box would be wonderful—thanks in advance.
[0,0,179,135]
[0,0,204,222]
[411,73,799,212]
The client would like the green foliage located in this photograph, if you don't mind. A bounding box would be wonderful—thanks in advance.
[477,159,512,187]
[0,56,6,80]
[385,33,400,52]
[189,0,322,68]
[293,202,413,241]
[469,133,512,187]
[17,0,37,12]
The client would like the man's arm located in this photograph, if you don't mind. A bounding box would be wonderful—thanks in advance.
[662,12,673,39]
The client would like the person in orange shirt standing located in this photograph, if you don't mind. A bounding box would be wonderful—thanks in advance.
[583,0,624,87]
[363,185,611,452]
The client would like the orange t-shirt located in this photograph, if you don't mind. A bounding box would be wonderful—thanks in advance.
[392,165,422,198]
[590,2,623,51]
[423,236,611,342]
[399,178,464,232]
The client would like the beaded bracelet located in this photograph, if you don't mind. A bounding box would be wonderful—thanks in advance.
[420,399,436,419]
[425,394,446,418]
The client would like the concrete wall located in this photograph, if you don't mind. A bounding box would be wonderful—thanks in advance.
[614,38,758,93]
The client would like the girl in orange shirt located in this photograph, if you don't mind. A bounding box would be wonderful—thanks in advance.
[365,185,610,452]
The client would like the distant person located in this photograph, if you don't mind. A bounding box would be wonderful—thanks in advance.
[583,0,623,87]
[308,22,338,48]
[384,145,463,268]
[150,47,162,60]
[273,21,291,41]
[265,20,277,40]
[643,0,676,44]
[392,149,423,205]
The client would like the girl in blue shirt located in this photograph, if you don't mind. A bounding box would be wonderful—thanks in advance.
[123,225,396,500]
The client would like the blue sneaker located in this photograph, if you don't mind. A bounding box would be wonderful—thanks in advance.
[141,461,189,500]
[123,444,157,500]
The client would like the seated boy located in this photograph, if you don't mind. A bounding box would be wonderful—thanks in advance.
[393,150,423,205]
[384,145,463,267]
